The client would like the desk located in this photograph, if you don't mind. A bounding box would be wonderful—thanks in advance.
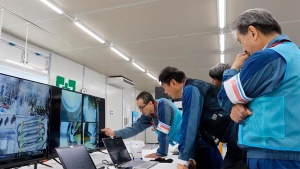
[18,149,178,169]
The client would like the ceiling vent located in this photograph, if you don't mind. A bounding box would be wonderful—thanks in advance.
[107,76,135,88]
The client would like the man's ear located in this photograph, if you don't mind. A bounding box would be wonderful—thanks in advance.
[248,26,258,39]
[170,79,176,86]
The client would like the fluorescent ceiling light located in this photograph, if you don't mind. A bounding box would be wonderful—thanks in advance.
[217,0,226,28]
[6,59,34,70]
[147,72,157,80]
[40,0,64,14]
[110,46,130,61]
[132,61,146,72]
[74,21,105,43]
[42,70,48,74]
[219,33,225,52]
[220,53,225,63]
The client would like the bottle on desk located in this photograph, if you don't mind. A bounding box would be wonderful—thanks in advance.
[131,143,143,161]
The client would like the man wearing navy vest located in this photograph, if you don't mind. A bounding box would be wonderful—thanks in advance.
[101,91,182,158]
[158,67,236,169]
[218,8,300,168]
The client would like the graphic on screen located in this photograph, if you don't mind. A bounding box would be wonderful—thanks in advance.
[83,122,99,149]
[49,87,105,157]
[16,116,47,153]
[0,74,49,167]
[60,90,82,122]
[83,95,99,122]
[60,122,82,147]
[0,77,49,116]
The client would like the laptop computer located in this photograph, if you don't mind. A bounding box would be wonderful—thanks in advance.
[55,145,97,169]
[102,137,158,169]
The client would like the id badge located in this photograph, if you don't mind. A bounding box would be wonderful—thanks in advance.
[156,121,170,134]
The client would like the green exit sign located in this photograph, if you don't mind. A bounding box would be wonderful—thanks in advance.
[56,76,76,91]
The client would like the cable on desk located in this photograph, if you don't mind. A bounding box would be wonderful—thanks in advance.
[100,150,108,154]
[102,159,114,166]
[150,143,157,149]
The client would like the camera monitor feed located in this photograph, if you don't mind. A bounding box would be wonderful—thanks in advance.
[0,74,49,167]
[48,87,83,158]
[60,90,83,147]
[49,87,106,158]
[83,95,100,150]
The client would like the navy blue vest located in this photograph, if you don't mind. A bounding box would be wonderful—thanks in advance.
[185,79,234,143]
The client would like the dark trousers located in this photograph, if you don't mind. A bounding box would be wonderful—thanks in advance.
[221,125,247,169]
[194,139,223,169]
[248,158,300,169]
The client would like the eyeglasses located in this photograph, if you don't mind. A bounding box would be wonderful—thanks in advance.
[138,102,148,110]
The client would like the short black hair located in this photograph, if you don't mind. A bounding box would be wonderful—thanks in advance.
[136,91,154,104]
[158,66,186,85]
[209,63,231,81]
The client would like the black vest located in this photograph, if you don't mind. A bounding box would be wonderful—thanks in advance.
[184,78,235,143]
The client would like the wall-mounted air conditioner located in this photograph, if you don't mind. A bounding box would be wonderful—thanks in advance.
[107,76,135,88]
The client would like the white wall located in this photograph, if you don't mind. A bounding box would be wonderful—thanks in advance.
[0,34,48,84]
[0,32,147,142]
[105,85,123,130]
[49,54,83,92]
[83,67,106,98]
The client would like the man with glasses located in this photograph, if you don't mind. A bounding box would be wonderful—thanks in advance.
[101,91,182,158]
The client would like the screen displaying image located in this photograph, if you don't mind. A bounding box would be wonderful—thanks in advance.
[83,95,99,122]
[60,122,82,147]
[98,98,106,150]
[0,76,49,116]
[60,90,82,122]
[0,74,49,168]
[16,116,47,153]
[49,87,83,158]
[83,122,99,150]
[49,86,106,157]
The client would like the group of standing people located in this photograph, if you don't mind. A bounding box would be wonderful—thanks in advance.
[102,8,300,169]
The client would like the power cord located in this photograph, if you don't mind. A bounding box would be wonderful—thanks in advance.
[102,159,114,166]
[150,143,157,149]
[100,150,108,154]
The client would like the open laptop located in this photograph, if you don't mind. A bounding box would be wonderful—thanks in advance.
[102,137,158,169]
[55,145,97,169]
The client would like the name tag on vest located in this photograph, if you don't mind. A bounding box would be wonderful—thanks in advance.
[156,121,170,134]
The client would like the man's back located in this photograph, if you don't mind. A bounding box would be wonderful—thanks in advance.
[185,78,234,143]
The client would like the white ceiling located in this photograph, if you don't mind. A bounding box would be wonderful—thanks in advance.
[0,0,299,92]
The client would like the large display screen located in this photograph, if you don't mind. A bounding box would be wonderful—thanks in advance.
[83,95,106,150]
[0,73,49,168]
[48,87,83,158]
[48,87,106,159]
[60,89,82,147]
[83,95,99,149]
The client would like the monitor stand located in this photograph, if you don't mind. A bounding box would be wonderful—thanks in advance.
[33,161,53,169]
[53,158,62,165]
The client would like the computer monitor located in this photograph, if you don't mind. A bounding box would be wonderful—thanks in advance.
[0,73,49,168]
[55,145,96,169]
[82,95,106,151]
[48,87,106,159]
[48,87,83,159]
